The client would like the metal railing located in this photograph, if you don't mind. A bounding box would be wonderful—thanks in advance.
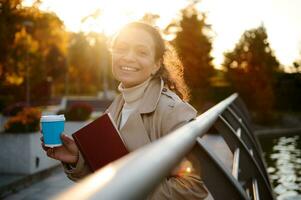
[54,93,275,200]
[198,100,275,199]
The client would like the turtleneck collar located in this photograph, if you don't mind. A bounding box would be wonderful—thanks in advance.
[118,77,152,104]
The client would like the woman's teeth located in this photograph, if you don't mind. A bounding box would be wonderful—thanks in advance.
[121,66,138,72]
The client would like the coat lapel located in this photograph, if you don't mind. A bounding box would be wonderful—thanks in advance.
[138,77,164,114]
[105,77,164,152]
[106,93,150,151]
[119,112,150,151]
[106,94,124,125]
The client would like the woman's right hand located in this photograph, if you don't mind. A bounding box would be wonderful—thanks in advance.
[41,134,79,165]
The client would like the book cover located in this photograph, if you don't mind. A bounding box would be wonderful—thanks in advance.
[72,113,128,172]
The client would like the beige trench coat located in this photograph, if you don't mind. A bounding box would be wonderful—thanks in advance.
[63,77,208,199]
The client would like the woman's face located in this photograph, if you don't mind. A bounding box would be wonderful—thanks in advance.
[112,27,160,88]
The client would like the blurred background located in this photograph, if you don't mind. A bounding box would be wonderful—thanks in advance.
[0,0,300,199]
[1,0,301,121]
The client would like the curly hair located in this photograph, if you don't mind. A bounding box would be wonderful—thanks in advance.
[111,22,190,101]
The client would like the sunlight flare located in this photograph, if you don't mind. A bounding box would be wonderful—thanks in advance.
[22,0,301,67]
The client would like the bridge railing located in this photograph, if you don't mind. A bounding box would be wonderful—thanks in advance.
[54,93,275,200]
[199,98,274,199]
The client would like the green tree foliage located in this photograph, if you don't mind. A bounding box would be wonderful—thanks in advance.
[68,32,90,94]
[67,32,110,95]
[167,4,214,111]
[223,26,280,122]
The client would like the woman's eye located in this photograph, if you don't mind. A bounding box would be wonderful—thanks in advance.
[137,49,148,56]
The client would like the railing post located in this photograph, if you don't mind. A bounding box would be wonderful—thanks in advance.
[221,108,270,183]
[214,116,275,199]
[233,96,253,126]
[196,138,250,200]
[229,103,253,132]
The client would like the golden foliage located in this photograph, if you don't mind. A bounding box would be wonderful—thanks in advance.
[5,73,24,85]
[13,28,39,53]
[4,107,42,133]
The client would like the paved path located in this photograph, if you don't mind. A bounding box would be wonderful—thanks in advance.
[3,167,74,200]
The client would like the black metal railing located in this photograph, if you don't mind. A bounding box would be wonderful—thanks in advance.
[53,93,275,200]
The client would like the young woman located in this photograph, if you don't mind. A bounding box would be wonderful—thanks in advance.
[42,22,208,199]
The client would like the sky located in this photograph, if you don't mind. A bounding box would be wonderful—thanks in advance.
[23,0,301,69]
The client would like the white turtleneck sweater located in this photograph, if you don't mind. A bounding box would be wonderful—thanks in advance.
[118,78,151,129]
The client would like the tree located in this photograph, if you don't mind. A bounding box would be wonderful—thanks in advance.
[0,1,68,108]
[292,51,301,73]
[0,0,23,84]
[87,32,113,95]
[223,26,280,122]
[67,32,110,95]
[24,7,68,98]
[293,62,300,72]
[167,3,215,111]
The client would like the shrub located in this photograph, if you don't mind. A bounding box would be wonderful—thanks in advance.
[65,103,92,121]
[4,107,41,133]
[2,102,27,116]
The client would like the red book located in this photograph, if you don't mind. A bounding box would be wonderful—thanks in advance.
[72,113,128,172]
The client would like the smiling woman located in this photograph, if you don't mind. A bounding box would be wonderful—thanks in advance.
[41,22,208,199]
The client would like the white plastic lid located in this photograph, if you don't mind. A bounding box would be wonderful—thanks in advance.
[40,115,65,122]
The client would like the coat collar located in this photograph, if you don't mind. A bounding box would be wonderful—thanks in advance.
[106,94,124,124]
[107,77,164,116]
[105,77,164,151]
[138,77,163,114]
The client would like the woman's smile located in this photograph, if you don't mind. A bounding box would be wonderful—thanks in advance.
[111,27,159,88]
[120,65,139,72]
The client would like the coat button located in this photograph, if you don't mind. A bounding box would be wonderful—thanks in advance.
[162,88,167,92]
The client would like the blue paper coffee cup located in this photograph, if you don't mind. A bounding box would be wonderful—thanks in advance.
[41,115,65,147]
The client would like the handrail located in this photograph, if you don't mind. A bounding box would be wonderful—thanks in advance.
[54,94,238,200]
[196,138,250,199]
[223,107,271,185]
[213,116,274,199]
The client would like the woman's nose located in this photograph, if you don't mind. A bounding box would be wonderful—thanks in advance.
[122,50,136,61]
